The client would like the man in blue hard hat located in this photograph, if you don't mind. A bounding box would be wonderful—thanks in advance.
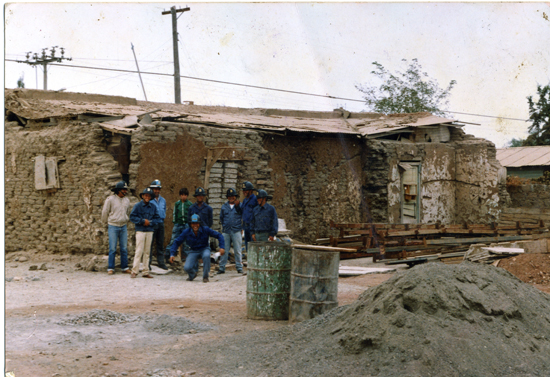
[241,181,258,252]
[101,181,132,275]
[251,189,278,242]
[218,188,244,274]
[149,179,168,270]
[130,187,161,278]
[169,214,225,283]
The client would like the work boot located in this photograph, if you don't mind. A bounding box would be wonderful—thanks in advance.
[186,274,196,281]
[216,270,225,275]
[157,264,168,270]
[203,277,209,283]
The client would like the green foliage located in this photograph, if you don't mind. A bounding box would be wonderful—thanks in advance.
[17,75,24,88]
[505,138,526,147]
[524,84,550,146]
[356,58,456,115]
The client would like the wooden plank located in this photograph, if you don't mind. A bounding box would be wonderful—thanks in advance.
[292,244,357,253]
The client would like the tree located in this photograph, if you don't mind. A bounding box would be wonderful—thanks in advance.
[356,58,456,115]
[505,138,526,147]
[17,74,25,88]
[523,84,550,146]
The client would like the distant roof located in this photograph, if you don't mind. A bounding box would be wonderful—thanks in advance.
[496,146,550,167]
[5,88,463,137]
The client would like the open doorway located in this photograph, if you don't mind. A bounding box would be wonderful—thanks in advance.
[400,162,421,224]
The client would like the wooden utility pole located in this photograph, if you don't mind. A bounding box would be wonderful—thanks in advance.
[130,43,148,101]
[162,6,190,104]
[17,47,71,90]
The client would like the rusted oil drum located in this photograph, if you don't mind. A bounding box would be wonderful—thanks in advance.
[246,242,292,320]
[289,248,339,323]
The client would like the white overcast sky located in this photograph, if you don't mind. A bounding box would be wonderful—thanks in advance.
[4,2,550,147]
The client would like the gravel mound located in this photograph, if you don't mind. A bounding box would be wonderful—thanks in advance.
[143,314,213,335]
[278,262,550,377]
[198,262,550,377]
[58,309,134,326]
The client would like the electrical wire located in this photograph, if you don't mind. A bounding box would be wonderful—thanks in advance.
[5,58,531,122]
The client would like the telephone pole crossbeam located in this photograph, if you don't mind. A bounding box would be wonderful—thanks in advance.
[162,6,190,104]
[16,47,71,90]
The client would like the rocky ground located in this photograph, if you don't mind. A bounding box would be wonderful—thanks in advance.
[5,251,550,377]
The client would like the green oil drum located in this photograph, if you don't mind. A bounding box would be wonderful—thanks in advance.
[289,248,339,323]
[246,242,292,320]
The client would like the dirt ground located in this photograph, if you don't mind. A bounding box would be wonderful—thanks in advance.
[5,251,549,377]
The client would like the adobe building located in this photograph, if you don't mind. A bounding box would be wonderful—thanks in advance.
[4,89,507,255]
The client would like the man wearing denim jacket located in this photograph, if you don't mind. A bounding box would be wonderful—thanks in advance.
[130,188,161,278]
[217,188,244,274]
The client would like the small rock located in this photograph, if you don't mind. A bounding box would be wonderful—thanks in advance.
[32,277,41,281]
[5,277,13,282]
[75,263,81,268]
[14,257,19,262]
[110,356,117,361]
[186,372,196,376]
[177,305,185,309]
[29,265,38,271]
[19,256,28,262]
[86,355,92,358]
[13,277,23,281]
[39,263,48,271]
[188,329,197,334]
[121,373,128,376]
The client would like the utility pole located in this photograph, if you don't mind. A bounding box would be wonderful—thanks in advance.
[131,43,148,101]
[17,47,72,90]
[162,6,190,104]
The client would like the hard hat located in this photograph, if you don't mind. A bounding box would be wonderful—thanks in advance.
[190,214,201,223]
[140,187,154,199]
[149,180,162,189]
[242,181,254,191]
[194,187,207,197]
[256,189,273,200]
[226,188,237,197]
[112,181,129,192]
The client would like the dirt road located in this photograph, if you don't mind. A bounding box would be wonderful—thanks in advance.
[5,252,394,377]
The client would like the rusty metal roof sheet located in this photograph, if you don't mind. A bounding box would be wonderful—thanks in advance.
[5,89,460,137]
[497,146,550,167]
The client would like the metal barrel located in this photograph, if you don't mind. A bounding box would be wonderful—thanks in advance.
[246,242,292,320]
[289,248,339,323]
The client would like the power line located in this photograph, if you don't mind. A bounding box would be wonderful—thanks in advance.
[5,58,530,122]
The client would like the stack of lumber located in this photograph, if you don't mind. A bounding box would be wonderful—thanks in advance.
[315,221,549,261]
[463,246,524,264]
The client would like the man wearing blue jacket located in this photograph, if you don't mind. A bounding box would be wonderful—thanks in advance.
[169,214,225,283]
[187,187,213,227]
[241,181,257,252]
[218,188,243,274]
[149,179,168,270]
[251,189,278,242]
[130,188,161,278]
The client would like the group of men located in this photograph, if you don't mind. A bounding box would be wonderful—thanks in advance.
[101,180,278,283]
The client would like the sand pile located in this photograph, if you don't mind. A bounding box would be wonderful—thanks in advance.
[286,262,550,377]
[170,262,550,377]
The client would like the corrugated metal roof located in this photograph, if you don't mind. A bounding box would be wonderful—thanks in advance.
[496,146,550,167]
[5,89,460,137]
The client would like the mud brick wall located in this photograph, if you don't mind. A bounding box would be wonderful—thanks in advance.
[264,134,364,241]
[129,121,271,243]
[363,139,392,223]
[4,121,125,254]
[506,184,550,208]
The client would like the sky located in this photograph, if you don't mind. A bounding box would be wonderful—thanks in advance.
[4,2,550,147]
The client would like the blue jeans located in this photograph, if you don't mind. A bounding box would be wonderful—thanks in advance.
[166,223,188,258]
[219,231,243,271]
[184,248,211,280]
[108,225,129,271]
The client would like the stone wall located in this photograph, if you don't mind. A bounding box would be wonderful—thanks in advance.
[506,184,550,208]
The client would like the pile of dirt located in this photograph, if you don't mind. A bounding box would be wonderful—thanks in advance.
[192,262,550,377]
[57,309,135,326]
[498,253,550,285]
[143,314,213,335]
